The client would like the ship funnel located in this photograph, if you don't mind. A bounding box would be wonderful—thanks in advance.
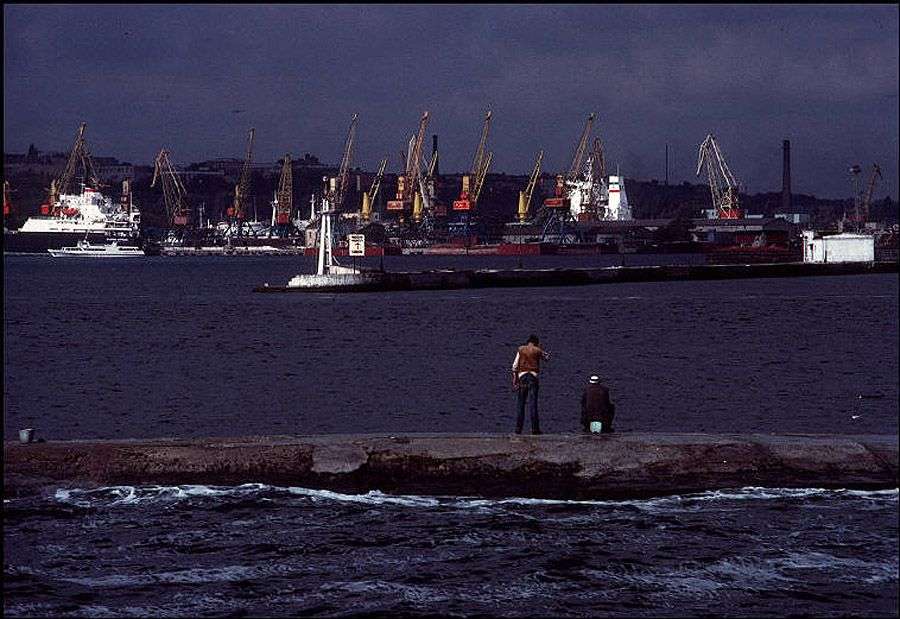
[607,176,633,221]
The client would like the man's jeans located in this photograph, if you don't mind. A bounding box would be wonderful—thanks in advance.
[515,373,541,434]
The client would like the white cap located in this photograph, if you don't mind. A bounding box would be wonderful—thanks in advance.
[589,375,600,384]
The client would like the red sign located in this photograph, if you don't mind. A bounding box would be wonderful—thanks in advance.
[452,199,471,211]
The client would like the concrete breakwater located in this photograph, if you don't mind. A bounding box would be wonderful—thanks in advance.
[5,433,897,500]
[254,260,898,293]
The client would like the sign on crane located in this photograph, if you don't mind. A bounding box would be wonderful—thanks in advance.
[696,134,742,219]
[151,149,191,227]
[518,151,544,222]
[453,111,493,212]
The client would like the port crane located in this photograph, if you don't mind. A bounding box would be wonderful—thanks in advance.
[387,112,430,221]
[591,137,606,184]
[151,149,192,243]
[3,180,14,222]
[271,154,293,236]
[227,128,255,236]
[530,113,596,244]
[330,114,359,211]
[517,150,544,222]
[696,134,742,219]
[855,163,883,229]
[361,157,387,222]
[453,111,493,213]
[44,122,102,216]
[585,137,609,219]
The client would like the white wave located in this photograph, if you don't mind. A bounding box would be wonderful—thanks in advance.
[51,484,899,509]
[286,487,441,507]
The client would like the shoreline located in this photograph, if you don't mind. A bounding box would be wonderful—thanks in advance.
[5,432,897,500]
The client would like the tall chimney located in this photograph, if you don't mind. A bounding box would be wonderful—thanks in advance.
[781,139,792,213]
[432,134,439,175]
[665,143,669,186]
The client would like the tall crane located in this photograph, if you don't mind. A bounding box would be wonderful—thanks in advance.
[361,157,387,222]
[387,111,429,220]
[330,113,359,211]
[228,128,255,229]
[273,154,292,227]
[567,113,595,182]
[453,111,493,212]
[3,180,13,220]
[44,122,102,215]
[542,113,595,210]
[151,149,191,228]
[590,137,606,185]
[696,133,742,219]
[517,151,544,222]
[859,163,883,227]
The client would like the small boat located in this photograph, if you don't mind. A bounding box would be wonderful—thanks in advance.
[48,239,146,258]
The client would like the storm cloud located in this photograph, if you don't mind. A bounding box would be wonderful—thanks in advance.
[4,4,898,199]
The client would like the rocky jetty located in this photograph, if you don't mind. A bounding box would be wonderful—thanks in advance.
[5,433,897,500]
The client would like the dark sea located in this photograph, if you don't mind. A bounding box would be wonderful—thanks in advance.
[4,254,899,617]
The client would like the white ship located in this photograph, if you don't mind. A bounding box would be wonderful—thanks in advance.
[48,239,146,258]
[5,184,141,253]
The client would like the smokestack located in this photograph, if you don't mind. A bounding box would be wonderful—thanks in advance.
[432,134,438,175]
[782,139,792,213]
[665,144,669,186]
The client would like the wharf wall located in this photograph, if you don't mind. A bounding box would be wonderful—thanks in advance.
[255,260,898,293]
[5,433,897,500]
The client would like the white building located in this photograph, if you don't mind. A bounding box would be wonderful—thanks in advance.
[801,231,874,263]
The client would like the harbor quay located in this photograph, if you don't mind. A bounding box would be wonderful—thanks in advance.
[6,433,897,501]
[255,259,899,293]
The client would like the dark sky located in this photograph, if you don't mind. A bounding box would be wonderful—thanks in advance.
[4,4,898,199]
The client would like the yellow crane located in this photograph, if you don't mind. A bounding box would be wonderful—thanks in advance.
[518,150,544,222]
[361,157,387,222]
[387,111,430,221]
[229,128,255,225]
[151,149,191,227]
[453,111,493,212]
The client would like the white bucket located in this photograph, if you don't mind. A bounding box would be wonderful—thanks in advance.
[19,428,34,443]
[589,421,603,434]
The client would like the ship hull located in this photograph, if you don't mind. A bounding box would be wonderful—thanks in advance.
[3,230,117,254]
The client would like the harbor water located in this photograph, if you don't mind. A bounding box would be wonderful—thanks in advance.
[4,254,899,616]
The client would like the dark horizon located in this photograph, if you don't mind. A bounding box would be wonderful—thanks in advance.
[4,4,898,201]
